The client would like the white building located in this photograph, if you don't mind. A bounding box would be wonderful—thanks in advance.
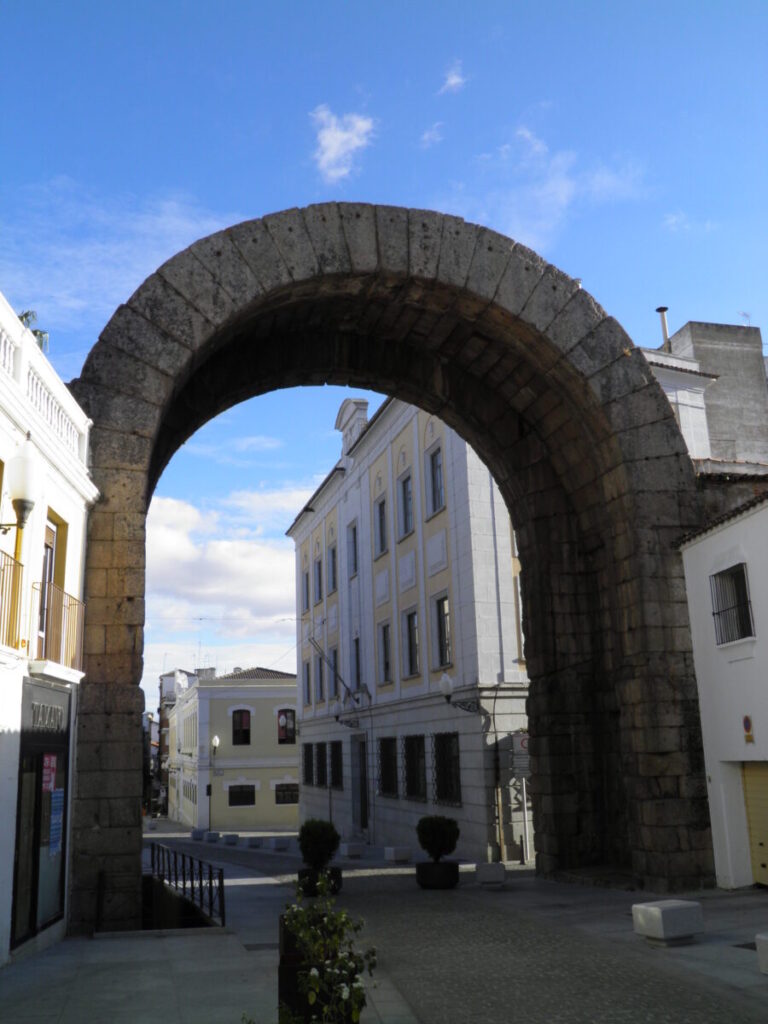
[287,398,530,864]
[681,496,768,888]
[166,666,299,832]
[0,291,98,963]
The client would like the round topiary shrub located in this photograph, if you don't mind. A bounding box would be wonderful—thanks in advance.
[416,815,460,863]
[298,818,340,871]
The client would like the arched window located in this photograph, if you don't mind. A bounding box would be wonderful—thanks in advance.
[277,708,296,745]
[232,709,251,745]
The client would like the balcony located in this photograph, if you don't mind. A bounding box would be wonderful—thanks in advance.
[0,549,23,649]
[31,581,85,671]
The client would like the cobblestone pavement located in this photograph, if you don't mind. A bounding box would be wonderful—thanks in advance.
[335,873,768,1024]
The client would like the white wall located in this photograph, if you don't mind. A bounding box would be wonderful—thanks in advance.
[682,501,768,887]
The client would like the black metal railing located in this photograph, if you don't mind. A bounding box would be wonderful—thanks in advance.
[149,842,226,926]
[31,580,85,669]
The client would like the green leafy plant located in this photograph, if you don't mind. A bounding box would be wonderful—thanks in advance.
[298,818,340,871]
[17,310,49,353]
[416,815,460,862]
[279,871,376,1023]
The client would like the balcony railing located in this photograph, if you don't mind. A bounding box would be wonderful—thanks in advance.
[0,550,23,648]
[31,581,85,670]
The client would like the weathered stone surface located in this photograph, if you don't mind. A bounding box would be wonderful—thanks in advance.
[71,203,719,935]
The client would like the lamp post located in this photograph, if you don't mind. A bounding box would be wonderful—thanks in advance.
[209,734,220,829]
[1,433,40,562]
[439,673,481,714]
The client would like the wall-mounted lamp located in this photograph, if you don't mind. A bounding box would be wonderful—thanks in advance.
[1,433,40,561]
[278,712,287,729]
[440,673,481,714]
[211,734,220,757]
[331,699,359,729]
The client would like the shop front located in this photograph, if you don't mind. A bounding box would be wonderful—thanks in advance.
[11,678,73,950]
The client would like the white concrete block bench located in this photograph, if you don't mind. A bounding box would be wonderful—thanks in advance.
[756,933,768,973]
[269,836,289,851]
[204,831,220,843]
[190,828,205,841]
[340,842,364,858]
[384,846,411,864]
[246,836,262,848]
[223,833,239,846]
[632,899,703,946]
[475,862,506,888]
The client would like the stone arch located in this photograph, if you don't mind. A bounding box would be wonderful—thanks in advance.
[69,203,711,931]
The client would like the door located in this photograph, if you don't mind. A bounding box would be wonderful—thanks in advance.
[351,736,368,832]
[37,524,56,660]
[743,762,768,885]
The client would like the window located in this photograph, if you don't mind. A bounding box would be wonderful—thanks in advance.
[375,497,387,557]
[315,742,328,787]
[433,732,461,805]
[347,521,358,577]
[228,785,255,807]
[314,654,325,702]
[329,647,339,699]
[710,563,754,645]
[330,740,343,790]
[314,558,323,603]
[427,446,445,515]
[303,661,311,705]
[378,622,392,684]
[328,545,337,593]
[232,709,251,745]
[302,743,314,785]
[275,783,299,804]
[302,570,310,612]
[399,473,413,537]
[435,595,452,667]
[378,737,398,797]
[403,609,419,676]
[403,735,427,801]
[277,708,296,744]
[353,636,361,690]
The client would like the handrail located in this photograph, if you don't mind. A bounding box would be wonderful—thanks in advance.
[148,842,226,927]
[31,580,85,669]
[0,550,23,648]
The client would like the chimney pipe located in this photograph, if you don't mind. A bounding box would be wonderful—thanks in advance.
[655,306,670,351]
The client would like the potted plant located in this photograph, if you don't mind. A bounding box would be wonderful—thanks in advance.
[415,815,460,889]
[275,872,376,1023]
[297,818,341,895]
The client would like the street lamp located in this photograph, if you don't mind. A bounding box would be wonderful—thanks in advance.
[209,734,220,829]
[1,433,41,562]
[439,673,481,714]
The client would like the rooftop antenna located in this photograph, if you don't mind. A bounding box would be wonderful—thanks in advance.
[655,306,670,352]
[738,311,752,327]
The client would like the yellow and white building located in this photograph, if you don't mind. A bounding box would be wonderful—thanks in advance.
[166,666,299,831]
[0,289,98,963]
[287,398,530,864]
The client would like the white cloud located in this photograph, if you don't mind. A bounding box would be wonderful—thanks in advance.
[184,433,286,467]
[310,105,375,184]
[440,126,647,251]
[223,484,316,532]
[438,60,467,95]
[420,122,444,149]
[0,178,241,377]
[663,210,715,234]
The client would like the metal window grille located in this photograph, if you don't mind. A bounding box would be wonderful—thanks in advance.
[710,563,754,644]
[377,736,398,797]
[432,731,461,806]
[302,743,314,786]
[330,740,343,790]
[315,742,328,787]
[228,785,255,806]
[275,784,299,805]
[402,734,427,802]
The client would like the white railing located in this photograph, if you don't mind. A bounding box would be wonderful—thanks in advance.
[26,367,80,456]
[0,327,15,378]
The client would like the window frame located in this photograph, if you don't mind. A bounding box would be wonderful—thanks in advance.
[352,636,362,691]
[314,653,325,703]
[302,743,314,786]
[328,544,338,594]
[426,444,445,517]
[374,496,388,558]
[434,593,452,668]
[433,731,462,806]
[399,472,414,538]
[377,736,399,798]
[277,708,296,745]
[710,562,755,645]
[330,740,343,790]
[329,646,339,699]
[232,709,251,746]
[302,661,311,706]
[302,570,310,613]
[228,784,255,807]
[347,521,358,577]
[402,608,419,677]
[315,741,328,788]
[403,734,427,802]
[313,557,323,604]
[378,621,392,685]
[275,783,299,805]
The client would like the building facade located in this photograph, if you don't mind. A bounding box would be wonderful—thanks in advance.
[0,291,98,963]
[681,496,768,888]
[166,666,299,831]
[287,398,530,864]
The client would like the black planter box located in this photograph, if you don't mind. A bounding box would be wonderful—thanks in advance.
[416,860,460,889]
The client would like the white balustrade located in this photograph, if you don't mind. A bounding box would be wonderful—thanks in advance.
[26,367,79,456]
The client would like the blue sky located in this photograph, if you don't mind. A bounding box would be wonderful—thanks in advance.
[2,1,766,708]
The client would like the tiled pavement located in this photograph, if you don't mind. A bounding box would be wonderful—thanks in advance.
[1,821,767,1023]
